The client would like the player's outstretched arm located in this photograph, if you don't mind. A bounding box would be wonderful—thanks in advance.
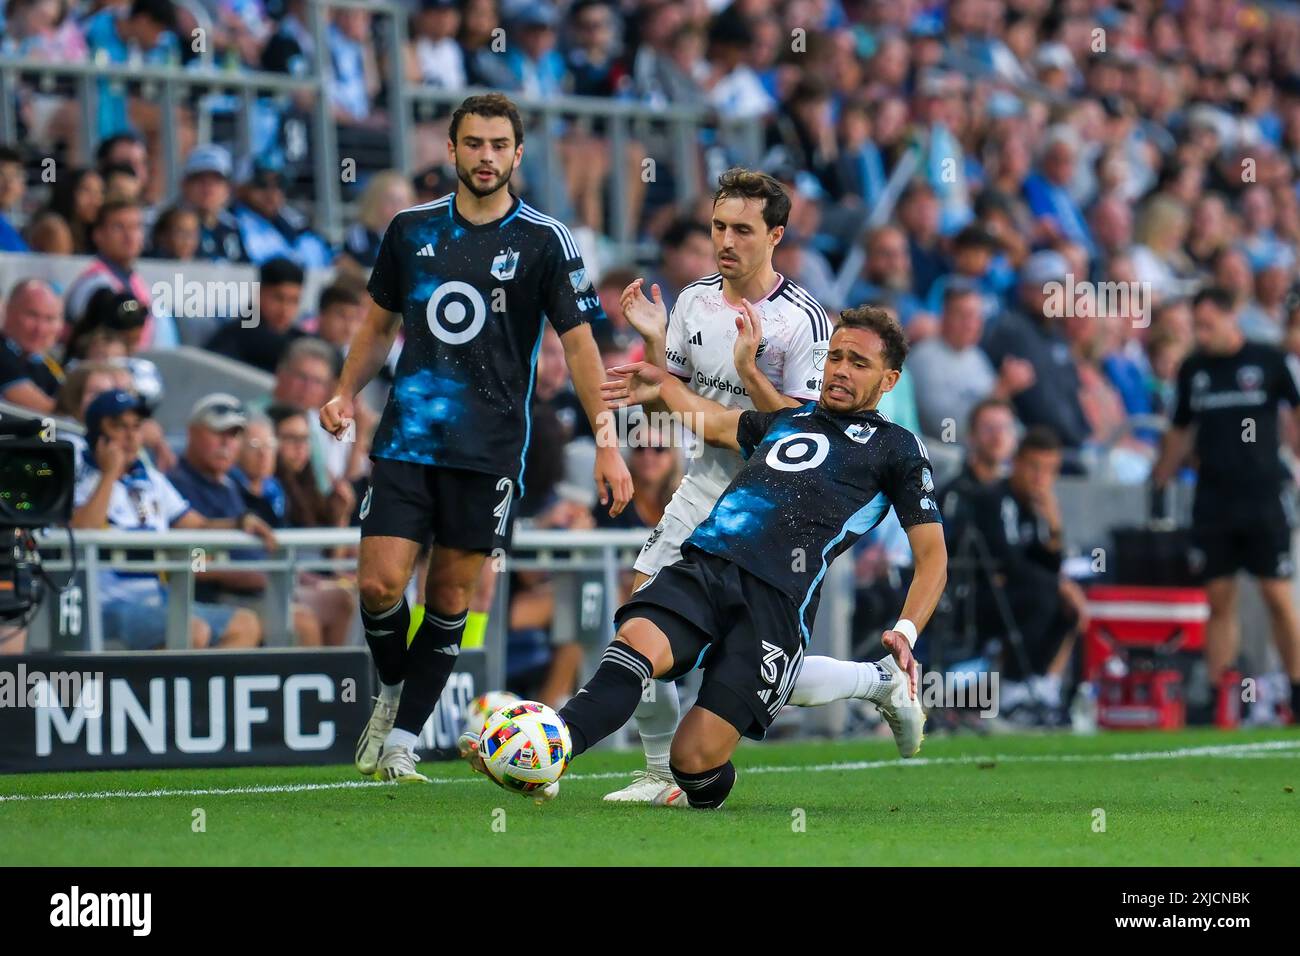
[321,300,401,438]
[602,361,744,451]
[881,523,948,699]
[732,298,804,412]
[560,324,634,516]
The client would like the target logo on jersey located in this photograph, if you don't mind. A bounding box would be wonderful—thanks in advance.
[426,281,487,344]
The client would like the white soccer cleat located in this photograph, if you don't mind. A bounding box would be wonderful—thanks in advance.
[355,696,398,777]
[603,770,688,807]
[874,654,926,758]
[376,745,429,783]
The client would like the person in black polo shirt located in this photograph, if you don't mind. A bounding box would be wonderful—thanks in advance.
[204,257,307,374]
[0,278,64,414]
[1153,286,1300,722]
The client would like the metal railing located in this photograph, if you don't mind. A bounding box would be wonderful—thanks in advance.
[0,0,764,261]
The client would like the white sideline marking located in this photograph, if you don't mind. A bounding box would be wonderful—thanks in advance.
[1,740,1297,804]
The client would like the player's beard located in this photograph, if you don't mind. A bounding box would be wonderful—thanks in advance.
[456,160,515,198]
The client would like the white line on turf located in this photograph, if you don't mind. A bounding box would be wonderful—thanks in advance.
[2,739,1297,804]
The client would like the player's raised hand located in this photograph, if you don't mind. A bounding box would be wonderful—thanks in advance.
[733,298,763,372]
[319,394,355,440]
[881,630,919,701]
[601,361,665,408]
[620,278,668,344]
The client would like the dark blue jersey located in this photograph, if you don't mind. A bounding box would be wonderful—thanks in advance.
[366,192,602,492]
[683,402,942,642]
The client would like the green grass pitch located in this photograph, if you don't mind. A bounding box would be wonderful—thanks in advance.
[2,729,1297,866]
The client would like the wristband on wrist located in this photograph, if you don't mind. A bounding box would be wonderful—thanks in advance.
[892,618,918,648]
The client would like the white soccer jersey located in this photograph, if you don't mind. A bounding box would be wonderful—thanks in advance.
[663,272,831,507]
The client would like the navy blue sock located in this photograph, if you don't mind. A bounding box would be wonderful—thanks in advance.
[670,761,737,809]
[393,608,467,735]
[558,643,653,756]
[360,596,410,686]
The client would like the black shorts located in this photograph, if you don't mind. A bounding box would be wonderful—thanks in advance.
[359,458,516,553]
[614,550,805,740]
[1191,516,1294,581]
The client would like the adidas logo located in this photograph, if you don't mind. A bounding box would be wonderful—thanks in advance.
[689,331,703,346]
[416,244,436,257]
[757,689,772,704]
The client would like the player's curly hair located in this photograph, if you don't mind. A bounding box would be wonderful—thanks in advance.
[450,93,525,148]
[713,168,791,230]
[836,305,909,370]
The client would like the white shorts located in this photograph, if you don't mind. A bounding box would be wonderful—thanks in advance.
[632,484,719,578]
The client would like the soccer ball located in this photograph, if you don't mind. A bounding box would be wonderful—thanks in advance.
[478,701,573,795]
[464,690,521,738]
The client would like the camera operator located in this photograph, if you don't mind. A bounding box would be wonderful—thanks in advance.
[70,389,277,650]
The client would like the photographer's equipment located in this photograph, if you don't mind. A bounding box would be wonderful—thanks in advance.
[0,418,76,624]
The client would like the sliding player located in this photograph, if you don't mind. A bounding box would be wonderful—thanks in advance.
[467,306,947,807]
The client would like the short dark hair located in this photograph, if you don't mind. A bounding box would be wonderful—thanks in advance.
[713,168,790,231]
[318,282,362,313]
[942,279,982,307]
[450,93,524,149]
[1192,285,1236,312]
[92,198,141,231]
[129,0,178,31]
[660,216,710,250]
[260,256,305,288]
[100,162,139,182]
[0,145,22,166]
[1016,426,1062,456]
[968,396,1014,432]
[95,132,144,166]
[266,402,308,426]
[836,305,909,370]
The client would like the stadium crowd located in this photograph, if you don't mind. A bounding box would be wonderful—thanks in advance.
[2,0,1300,722]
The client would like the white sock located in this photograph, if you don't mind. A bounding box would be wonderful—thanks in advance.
[789,656,889,706]
[379,681,403,706]
[384,728,418,753]
[634,680,680,777]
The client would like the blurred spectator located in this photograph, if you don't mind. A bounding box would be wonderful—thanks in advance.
[70,389,272,650]
[937,398,1020,525]
[409,0,466,90]
[204,256,305,373]
[1023,125,1095,256]
[96,131,149,191]
[84,0,192,204]
[925,225,1004,320]
[594,426,682,530]
[23,210,74,255]
[310,281,365,368]
[705,14,774,120]
[909,284,1033,442]
[39,167,103,255]
[180,145,248,263]
[942,426,1083,724]
[64,288,146,362]
[148,204,200,261]
[642,217,713,313]
[0,278,64,413]
[167,394,326,646]
[848,224,934,336]
[981,251,1090,453]
[65,199,180,347]
[267,403,356,531]
[101,160,144,204]
[0,146,28,252]
[232,165,333,268]
[337,171,415,280]
[1129,194,1195,301]
[231,412,288,528]
[895,180,948,301]
[564,0,628,98]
